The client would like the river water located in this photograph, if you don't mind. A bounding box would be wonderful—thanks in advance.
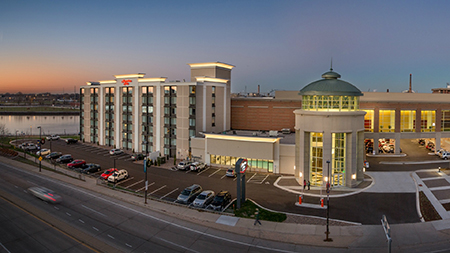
[0,115,80,136]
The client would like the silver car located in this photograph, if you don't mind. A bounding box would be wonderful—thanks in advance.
[177,184,202,204]
[192,190,215,208]
[28,187,62,204]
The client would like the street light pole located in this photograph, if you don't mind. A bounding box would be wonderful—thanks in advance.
[37,126,42,172]
[324,160,332,242]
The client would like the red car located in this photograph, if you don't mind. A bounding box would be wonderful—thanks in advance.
[100,168,118,180]
[67,159,86,169]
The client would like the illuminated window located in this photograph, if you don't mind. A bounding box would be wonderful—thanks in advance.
[302,95,359,111]
[400,110,416,132]
[332,133,345,187]
[421,110,435,132]
[363,110,374,132]
[310,132,323,186]
[379,110,395,132]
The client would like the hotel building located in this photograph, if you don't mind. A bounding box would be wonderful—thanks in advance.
[79,62,234,159]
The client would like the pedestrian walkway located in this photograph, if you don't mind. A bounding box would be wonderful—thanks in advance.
[413,168,450,220]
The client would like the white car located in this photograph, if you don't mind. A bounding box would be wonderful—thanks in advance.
[107,169,128,183]
[190,162,206,172]
[46,135,60,140]
[37,149,51,156]
[109,149,124,155]
[192,190,215,208]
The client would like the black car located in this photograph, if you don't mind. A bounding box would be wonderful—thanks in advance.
[209,191,232,211]
[45,152,62,159]
[56,154,73,163]
[131,153,145,161]
[66,138,78,144]
[80,163,101,174]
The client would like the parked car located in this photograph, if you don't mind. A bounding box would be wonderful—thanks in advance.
[107,169,129,183]
[67,159,86,168]
[440,151,450,160]
[189,162,206,172]
[192,190,215,208]
[226,169,236,178]
[25,143,38,151]
[177,184,202,204]
[418,139,426,145]
[80,164,101,174]
[131,153,145,161]
[209,190,232,211]
[100,168,118,180]
[65,138,78,144]
[36,149,51,156]
[109,149,124,155]
[436,149,445,156]
[46,135,60,140]
[28,186,62,203]
[46,152,62,159]
[177,160,192,171]
[56,154,73,163]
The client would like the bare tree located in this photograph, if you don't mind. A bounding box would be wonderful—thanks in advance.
[0,124,10,137]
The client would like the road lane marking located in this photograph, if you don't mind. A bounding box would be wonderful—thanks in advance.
[260,174,270,184]
[156,237,200,253]
[78,219,85,224]
[81,204,107,217]
[0,242,11,253]
[197,167,210,175]
[208,169,220,177]
[108,234,115,239]
[66,212,71,216]
[126,243,132,248]
[135,182,154,192]
[150,185,166,194]
[160,188,178,199]
[247,173,257,182]
[125,179,144,189]
[54,206,59,210]
[92,227,99,231]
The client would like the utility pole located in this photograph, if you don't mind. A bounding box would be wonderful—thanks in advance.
[324,160,332,242]
[37,126,42,172]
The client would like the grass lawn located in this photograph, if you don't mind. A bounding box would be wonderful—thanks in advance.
[234,199,287,222]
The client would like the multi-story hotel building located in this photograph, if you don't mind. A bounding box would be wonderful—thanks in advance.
[79,62,234,159]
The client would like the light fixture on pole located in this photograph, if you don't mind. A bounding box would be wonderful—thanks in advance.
[324,160,332,242]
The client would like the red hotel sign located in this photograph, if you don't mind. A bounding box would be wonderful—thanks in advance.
[122,79,132,85]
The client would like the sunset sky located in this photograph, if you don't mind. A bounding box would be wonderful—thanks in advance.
[1,1,450,94]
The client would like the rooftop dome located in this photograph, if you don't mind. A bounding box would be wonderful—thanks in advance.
[299,68,363,96]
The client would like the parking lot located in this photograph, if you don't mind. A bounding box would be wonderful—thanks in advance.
[27,139,280,209]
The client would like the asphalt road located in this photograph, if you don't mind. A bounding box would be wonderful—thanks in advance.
[0,159,340,253]
[23,138,436,225]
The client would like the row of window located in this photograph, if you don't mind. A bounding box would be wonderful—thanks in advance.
[302,95,359,111]
[364,110,441,132]
[209,154,274,172]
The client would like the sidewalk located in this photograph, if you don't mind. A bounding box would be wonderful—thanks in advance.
[3,155,450,252]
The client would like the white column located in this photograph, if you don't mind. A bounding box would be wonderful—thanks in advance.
[155,83,161,152]
[223,85,227,130]
[98,87,104,145]
[115,87,121,149]
[203,84,207,131]
[134,86,140,152]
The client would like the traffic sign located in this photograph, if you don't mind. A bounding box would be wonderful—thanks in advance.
[39,156,43,161]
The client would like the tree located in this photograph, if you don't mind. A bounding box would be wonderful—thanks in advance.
[0,124,10,137]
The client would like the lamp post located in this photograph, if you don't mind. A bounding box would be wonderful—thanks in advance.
[37,126,42,172]
[324,160,332,242]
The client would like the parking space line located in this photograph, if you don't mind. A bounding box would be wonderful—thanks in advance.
[197,167,210,175]
[135,182,154,192]
[115,177,134,186]
[185,170,191,174]
[125,179,144,189]
[259,174,270,184]
[220,174,227,179]
[150,185,166,194]
[247,173,257,182]
[208,169,221,177]
[160,188,178,199]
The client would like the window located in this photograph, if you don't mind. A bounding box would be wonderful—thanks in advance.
[332,133,346,186]
[442,110,450,131]
[189,86,196,94]
[400,110,416,132]
[421,110,436,132]
[363,110,374,132]
[379,110,395,132]
[310,132,323,186]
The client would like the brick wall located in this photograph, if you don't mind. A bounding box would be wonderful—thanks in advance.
[231,99,301,131]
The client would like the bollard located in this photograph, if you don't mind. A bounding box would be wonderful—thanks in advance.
[321,198,324,207]
[298,195,302,205]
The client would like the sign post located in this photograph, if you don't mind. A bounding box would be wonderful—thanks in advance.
[235,158,248,209]
[144,158,149,204]
[381,215,392,253]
